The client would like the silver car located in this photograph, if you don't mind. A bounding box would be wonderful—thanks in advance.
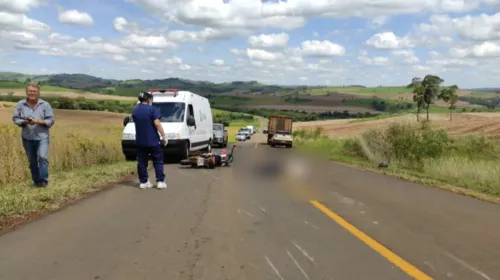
[236,132,247,141]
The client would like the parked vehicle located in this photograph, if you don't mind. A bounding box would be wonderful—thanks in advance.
[235,132,247,141]
[263,115,293,148]
[212,123,228,147]
[246,125,256,134]
[239,128,251,139]
[122,89,213,161]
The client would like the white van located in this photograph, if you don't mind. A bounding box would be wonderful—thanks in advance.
[121,89,213,161]
[246,125,255,134]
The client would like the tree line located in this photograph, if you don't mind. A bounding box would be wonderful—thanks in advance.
[408,75,458,121]
[211,105,380,121]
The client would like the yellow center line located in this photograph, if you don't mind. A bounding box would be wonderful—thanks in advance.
[310,200,433,280]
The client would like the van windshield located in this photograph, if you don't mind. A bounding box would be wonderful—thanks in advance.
[153,102,186,122]
[128,102,186,123]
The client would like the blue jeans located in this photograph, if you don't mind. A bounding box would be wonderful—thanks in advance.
[22,137,50,185]
[137,145,165,183]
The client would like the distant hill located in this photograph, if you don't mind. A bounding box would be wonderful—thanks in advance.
[470,88,500,93]
[2,71,497,98]
[0,72,298,97]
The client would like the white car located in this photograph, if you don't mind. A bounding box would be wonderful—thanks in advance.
[239,128,251,139]
[236,132,247,141]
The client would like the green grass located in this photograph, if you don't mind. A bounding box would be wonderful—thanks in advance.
[353,86,412,94]
[293,123,500,201]
[0,161,136,229]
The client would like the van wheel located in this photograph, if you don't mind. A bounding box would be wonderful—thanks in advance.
[204,141,212,153]
[180,141,190,160]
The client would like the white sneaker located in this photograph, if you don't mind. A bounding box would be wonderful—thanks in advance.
[156,181,167,189]
[139,181,153,189]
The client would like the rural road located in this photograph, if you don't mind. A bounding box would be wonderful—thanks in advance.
[1,129,500,280]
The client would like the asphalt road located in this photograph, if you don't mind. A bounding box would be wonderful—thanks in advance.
[1,131,500,280]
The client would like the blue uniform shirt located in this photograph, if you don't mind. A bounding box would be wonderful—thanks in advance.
[132,103,161,147]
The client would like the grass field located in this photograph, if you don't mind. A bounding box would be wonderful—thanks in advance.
[0,108,136,228]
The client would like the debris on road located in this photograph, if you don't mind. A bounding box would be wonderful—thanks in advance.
[180,145,236,168]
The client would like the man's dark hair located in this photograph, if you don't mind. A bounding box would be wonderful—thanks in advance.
[138,91,153,103]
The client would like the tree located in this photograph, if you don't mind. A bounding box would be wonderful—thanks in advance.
[438,85,458,121]
[412,84,425,121]
[407,77,422,88]
[421,75,444,120]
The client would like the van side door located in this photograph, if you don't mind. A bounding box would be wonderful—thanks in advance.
[187,104,197,149]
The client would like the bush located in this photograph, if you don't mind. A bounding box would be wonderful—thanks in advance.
[0,124,126,186]
[360,121,450,168]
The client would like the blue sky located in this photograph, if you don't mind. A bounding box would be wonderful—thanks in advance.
[0,0,499,88]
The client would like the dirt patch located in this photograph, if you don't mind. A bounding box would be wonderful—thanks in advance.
[294,113,500,139]
[0,89,135,102]
[0,107,127,125]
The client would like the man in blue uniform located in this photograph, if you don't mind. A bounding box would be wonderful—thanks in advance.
[132,91,168,189]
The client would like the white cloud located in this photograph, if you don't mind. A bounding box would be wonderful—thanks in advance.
[165,56,182,64]
[248,32,289,49]
[451,42,500,58]
[58,9,94,26]
[246,48,278,61]
[358,54,390,66]
[120,34,177,49]
[392,50,419,64]
[212,59,224,66]
[366,32,413,50]
[2,0,500,87]
[125,0,493,32]
[297,40,345,57]
[0,11,50,33]
[411,12,500,45]
[0,0,44,13]
[114,17,140,34]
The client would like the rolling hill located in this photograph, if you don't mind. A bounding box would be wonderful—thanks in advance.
[0,72,289,97]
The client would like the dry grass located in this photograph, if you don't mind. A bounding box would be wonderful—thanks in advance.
[0,107,126,125]
[0,108,135,224]
[0,89,135,101]
[0,123,128,186]
[294,113,500,139]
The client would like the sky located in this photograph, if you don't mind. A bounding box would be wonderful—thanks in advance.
[0,0,499,88]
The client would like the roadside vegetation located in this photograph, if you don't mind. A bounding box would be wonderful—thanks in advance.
[294,74,500,201]
[0,122,136,228]
[294,122,500,199]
